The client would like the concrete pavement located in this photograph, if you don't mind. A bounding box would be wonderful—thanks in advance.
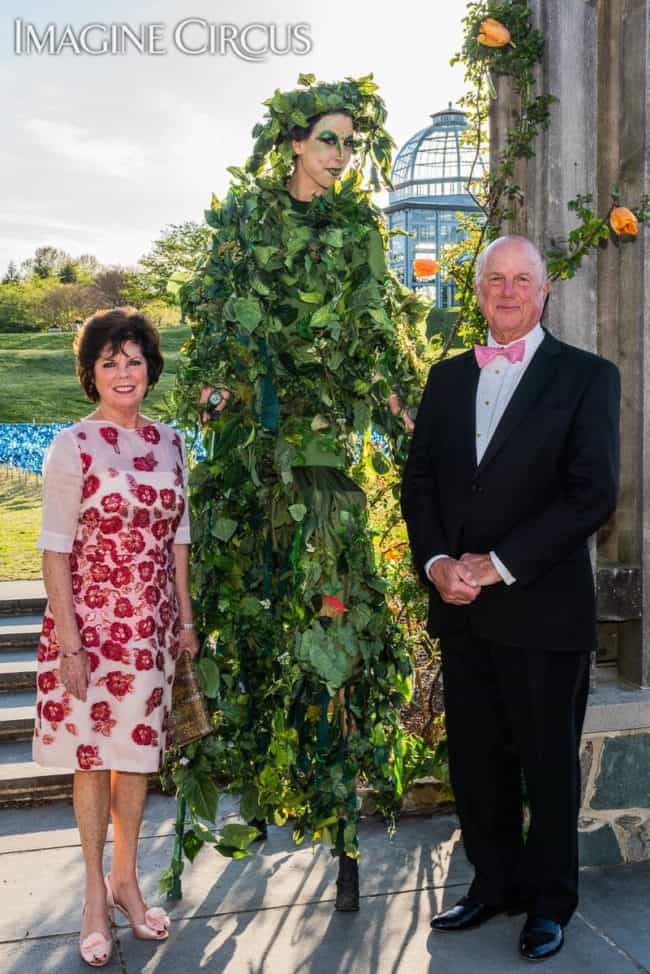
[0,796,648,973]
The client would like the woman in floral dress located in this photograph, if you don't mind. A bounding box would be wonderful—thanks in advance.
[33,307,198,966]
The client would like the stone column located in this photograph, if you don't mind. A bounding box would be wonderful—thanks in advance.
[615,0,650,687]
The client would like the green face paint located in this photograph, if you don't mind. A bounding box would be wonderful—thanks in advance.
[316,129,344,155]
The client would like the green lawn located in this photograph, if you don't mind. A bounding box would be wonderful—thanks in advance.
[0,326,191,423]
[0,472,42,580]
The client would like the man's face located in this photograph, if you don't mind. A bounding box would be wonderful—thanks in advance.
[292,113,355,195]
[474,239,550,344]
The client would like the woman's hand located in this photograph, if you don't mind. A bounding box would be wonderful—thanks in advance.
[199,386,231,425]
[60,651,90,701]
[179,629,200,659]
[388,393,415,434]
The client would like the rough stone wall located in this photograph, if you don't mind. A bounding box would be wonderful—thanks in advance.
[579,731,650,865]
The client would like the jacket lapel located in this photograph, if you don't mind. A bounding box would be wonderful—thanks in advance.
[476,330,562,474]
[458,350,481,471]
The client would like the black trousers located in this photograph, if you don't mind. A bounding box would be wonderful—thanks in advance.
[440,631,590,925]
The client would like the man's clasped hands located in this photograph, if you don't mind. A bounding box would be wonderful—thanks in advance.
[428,553,501,605]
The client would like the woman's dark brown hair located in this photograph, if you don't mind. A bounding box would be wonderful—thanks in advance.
[74,307,164,402]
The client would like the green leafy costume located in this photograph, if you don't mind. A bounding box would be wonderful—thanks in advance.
[166,75,427,886]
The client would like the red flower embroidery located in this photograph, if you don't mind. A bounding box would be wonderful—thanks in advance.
[114,597,134,618]
[156,569,167,587]
[99,426,120,453]
[38,640,58,663]
[156,651,165,671]
[82,474,100,499]
[70,553,79,572]
[134,451,158,472]
[77,431,87,440]
[100,515,123,535]
[132,508,150,529]
[131,723,159,746]
[42,733,55,745]
[135,649,154,671]
[65,722,79,736]
[110,621,132,644]
[159,601,172,625]
[90,701,117,737]
[80,452,92,473]
[110,565,132,588]
[101,640,131,664]
[136,616,155,638]
[38,670,59,694]
[151,519,170,540]
[81,626,100,648]
[160,489,176,510]
[145,687,163,715]
[87,651,100,673]
[122,529,146,554]
[134,484,157,506]
[174,463,183,488]
[136,425,160,444]
[43,700,65,725]
[138,561,155,582]
[101,492,124,513]
[82,507,101,530]
[90,563,111,583]
[77,744,103,770]
[143,585,160,607]
[99,671,135,699]
[84,584,106,609]
[71,574,83,595]
[42,616,55,637]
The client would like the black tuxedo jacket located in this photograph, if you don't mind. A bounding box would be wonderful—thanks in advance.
[401,330,621,653]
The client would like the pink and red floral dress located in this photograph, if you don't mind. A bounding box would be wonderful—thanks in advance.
[33,419,191,773]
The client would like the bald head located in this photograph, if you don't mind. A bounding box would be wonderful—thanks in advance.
[473,235,550,344]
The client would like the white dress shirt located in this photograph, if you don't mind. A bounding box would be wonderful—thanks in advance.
[425,323,545,586]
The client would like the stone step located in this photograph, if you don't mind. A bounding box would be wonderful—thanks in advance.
[0,740,72,806]
[0,690,36,742]
[0,616,42,653]
[0,579,46,618]
[0,651,37,691]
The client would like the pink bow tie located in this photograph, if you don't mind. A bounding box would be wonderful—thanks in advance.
[474,340,525,368]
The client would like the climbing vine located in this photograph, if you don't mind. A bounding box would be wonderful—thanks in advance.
[441,0,650,353]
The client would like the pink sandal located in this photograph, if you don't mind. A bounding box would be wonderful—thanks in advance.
[105,874,170,941]
[79,906,113,967]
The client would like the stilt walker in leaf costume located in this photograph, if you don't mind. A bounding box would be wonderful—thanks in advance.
[169,74,426,910]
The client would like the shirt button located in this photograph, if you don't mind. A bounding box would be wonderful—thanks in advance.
[484,400,490,405]
[476,432,482,438]
[472,483,484,494]
[495,369,501,375]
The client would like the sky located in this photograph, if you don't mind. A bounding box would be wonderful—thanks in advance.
[1,0,470,274]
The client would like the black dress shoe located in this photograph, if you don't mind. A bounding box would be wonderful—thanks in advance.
[335,852,359,912]
[519,916,564,961]
[430,896,505,931]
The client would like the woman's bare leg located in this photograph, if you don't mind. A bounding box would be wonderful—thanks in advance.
[73,770,111,940]
[108,770,149,920]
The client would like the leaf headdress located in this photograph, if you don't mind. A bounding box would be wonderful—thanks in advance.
[245,72,395,191]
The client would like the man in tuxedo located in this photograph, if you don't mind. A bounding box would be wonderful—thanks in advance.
[401,236,620,961]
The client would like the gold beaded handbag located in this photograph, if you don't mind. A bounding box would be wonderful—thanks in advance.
[169,652,212,747]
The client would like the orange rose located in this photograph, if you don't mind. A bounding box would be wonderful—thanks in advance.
[610,206,639,237]
[477,18,511,47]
[413,257,440,279]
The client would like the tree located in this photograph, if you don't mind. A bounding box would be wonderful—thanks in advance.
[139,222,211,320]
[23,246,71,280]
[2,261,19,284]
[59,261,78,284]
[39,283,108,330]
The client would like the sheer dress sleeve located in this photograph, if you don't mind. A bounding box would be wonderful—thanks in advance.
[173,432,191,545]
[38,429,83,553]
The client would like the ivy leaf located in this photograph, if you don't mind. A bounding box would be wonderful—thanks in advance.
[233,297,263,333]
[196,656,220,697]
[367,230,386,278]
[214,517,238,541]
[289,503,307,522]
[253,245,278,267]
[183,772,218,822]
[182,828,205,863]
[298,290,324,304]
[219,823,261,850]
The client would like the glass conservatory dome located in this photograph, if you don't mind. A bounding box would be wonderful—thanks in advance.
[384,104,485,303]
